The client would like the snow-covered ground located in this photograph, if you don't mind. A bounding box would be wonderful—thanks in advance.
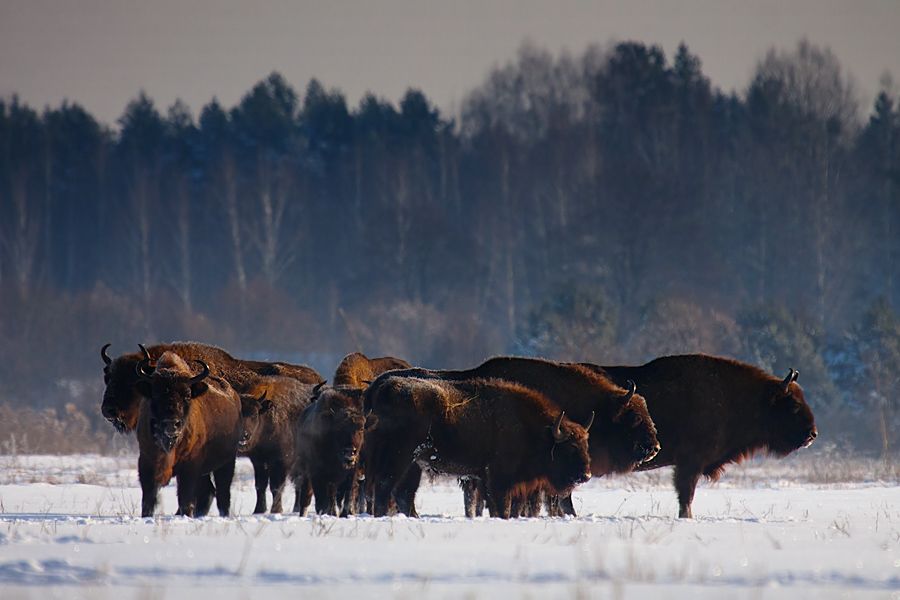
[0,453,899,599]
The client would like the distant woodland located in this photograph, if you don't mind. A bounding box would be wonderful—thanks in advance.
[1,40,898,453]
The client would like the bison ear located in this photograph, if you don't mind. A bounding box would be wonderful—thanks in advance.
[189,381,208,398]
[259,399,274,414]
[365,412,379,431]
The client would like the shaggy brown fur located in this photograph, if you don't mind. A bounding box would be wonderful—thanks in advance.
[375,357,660,517]
[238,376,317,514]
[580,354,817,518]
[364,375,592,519]
[332,352,412,389]
[136,352,242,518]
[100,342,322,434]
[292,385,367,517]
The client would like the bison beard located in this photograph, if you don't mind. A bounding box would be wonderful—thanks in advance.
[136,352,242,518]
[579,354,818,518]
[363,376,592,519]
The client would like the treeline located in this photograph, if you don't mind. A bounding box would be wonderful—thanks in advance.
[0,40,898,453]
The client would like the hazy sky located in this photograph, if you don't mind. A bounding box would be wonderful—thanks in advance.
[2,0,899,126]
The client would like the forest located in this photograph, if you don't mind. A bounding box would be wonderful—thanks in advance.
[0,39,898,454]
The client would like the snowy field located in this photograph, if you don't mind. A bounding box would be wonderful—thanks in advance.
[1,453,899,599]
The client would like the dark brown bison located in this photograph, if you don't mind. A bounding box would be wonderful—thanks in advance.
[238,376,317,514]
[331,352,412,514]
[579,354,817,518]
[376,357,660,516]
[332,352,412,388]
[100,342,323,434]
[135,351,242,518]
[292,383,370,516]
[364,375,592,519]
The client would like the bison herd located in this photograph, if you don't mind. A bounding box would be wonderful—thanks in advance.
[100,343,817,520]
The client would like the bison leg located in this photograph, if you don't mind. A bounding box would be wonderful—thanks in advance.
[194,475,216,517]
[559,493,577,517]
[510,494,526,518]
[312,478,336,516]
[526,489,544,517]
[393,464,421,518]
[213,460,236,517]
[138,455,160,518]
[175,471,199,517]
[674,464,701,519]
[250,457,269,514]
[460,477,480,518]
[355,471,368,515]
[485,486,512,519]
[474,481,485,517]
[292,475,312,515]
[268,460,288,514]
[545,493,561,517]
[338,474,357,518]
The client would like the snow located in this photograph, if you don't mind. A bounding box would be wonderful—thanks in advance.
[0,454,899,598]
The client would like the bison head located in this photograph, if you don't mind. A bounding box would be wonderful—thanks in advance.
[138,351,210,452]
[596,381,660,473]
[309,387,366,470]
[239,390,273,451]
[767,369,817,456]
[545,411,593,495]
[100,343,152,433]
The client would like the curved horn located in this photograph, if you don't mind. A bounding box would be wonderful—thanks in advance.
[622,380,637,402]
[782,368,796,391]
[101,343,112,366]
[188,360,210,385]
[137,344,152,362]
[136,358,154,381]
[583,411,595,432]
[256,389,268,403]
[553,411,568,442]
[312,381,327,396]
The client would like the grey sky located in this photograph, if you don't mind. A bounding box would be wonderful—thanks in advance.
[2,0,899,126]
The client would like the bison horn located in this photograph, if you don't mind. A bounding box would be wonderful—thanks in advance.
[187,360,209,385]
[137,344,152,362]
[583,411,595,432]
[257,390,268,403]
[552,411,569,442]
[782,368,799,391]
[312,381,327,396]
[101,343,112,366]
[622,380,637,402]
[188,360,210,385]
[136,358,154,381]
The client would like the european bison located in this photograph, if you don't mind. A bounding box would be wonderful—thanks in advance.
[377,357,660,516]
[331,352,412,514]
[238,376,317,514]
[100,342,322,434]
[364,375,592,519]
[135,352,242,518]
[579,354,817,518]
[332,352,412,388]
[292,383,369,516]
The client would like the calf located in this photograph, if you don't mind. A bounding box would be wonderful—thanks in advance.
[238,376,316,514]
